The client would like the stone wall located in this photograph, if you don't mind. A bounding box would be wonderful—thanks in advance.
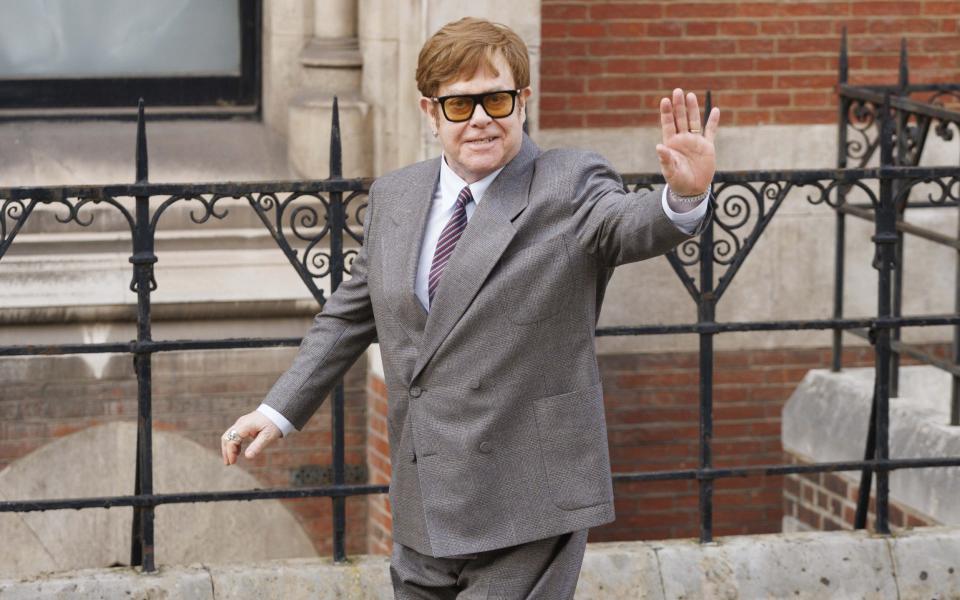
[782,363,960,535]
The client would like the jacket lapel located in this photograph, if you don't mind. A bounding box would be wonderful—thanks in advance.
[412,135,539,382]
[381,158,438,343]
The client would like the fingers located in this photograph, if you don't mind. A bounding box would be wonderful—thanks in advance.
[672,88,688,136]
[659,97,677,142]
[704,106,721,143]
[685,92,701,134]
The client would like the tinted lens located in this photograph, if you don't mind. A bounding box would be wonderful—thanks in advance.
[482,91,515,118]
[442,96,475,121]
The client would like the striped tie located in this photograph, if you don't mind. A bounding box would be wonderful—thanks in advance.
[428,185,473,306]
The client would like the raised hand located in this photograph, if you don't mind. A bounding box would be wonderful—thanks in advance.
[656,88,720,196]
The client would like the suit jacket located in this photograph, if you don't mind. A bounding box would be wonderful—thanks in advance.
[264,134,704,558]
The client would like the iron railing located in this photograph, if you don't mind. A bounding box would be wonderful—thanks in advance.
[2,31,960,570]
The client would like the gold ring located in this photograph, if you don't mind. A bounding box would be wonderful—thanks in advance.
[689,128,702,134]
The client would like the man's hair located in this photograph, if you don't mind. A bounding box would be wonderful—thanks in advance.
[416,17,530,98]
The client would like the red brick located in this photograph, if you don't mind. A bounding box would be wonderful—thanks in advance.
[867,18,941,34]
[785,2,850,17]
[647,22,684,37]
[542,22,568,39]
[665,3,736,19]
[685,22,718,36]
[608,22,646,37]
[590,40,662,56]
[715,57,755,72]
[664,40,738,55]
[569,23,606,38]
[542,76,586,93]
[569,94,605,110]
[852,1,922,16]
[589,3,663,20]
[760,21,796,35]
[925,2,960,15]
[737,39,775,53]
[542,3,588,20]
[719,21,759,36]
[540,113,583,128]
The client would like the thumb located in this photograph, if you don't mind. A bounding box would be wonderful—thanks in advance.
[244,429,275,459]
[656,144,675,177]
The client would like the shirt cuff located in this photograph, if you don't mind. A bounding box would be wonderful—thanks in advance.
[661,185,710,236]
[257,403,296,437]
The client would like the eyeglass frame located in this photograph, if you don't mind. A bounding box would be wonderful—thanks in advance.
[429,89,522,123]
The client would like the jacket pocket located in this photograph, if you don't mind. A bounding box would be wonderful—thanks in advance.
[501,236,570,324]
[533,385,612,510]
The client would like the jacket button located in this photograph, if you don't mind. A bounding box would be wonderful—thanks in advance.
[409,386,422,398]
[469,378,482,390]
[478,441,492,454]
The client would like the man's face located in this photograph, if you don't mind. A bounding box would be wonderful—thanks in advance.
[420,52,532,184]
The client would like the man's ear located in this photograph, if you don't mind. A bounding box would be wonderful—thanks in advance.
[419,97,439,135]
[518,87,533,122]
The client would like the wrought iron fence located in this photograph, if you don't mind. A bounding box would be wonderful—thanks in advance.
[2,32,960,572]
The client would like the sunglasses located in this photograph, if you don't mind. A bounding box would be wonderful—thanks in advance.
[431,89,521,122]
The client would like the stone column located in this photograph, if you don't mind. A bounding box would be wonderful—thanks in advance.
[287,0,371,178]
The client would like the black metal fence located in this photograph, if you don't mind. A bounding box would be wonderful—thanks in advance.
[2,32,960,572]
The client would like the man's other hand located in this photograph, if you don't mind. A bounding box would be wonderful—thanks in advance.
[656,87,720,196]
[221,410,282,465]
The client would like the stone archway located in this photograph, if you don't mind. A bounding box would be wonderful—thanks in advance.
[0,422,317,578]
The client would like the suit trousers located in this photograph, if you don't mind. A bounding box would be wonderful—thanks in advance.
[390,529,589,599]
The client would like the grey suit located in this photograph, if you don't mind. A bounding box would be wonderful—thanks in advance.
[264,134,700,559]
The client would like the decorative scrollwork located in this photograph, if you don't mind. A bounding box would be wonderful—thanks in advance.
[343,191,368,244]
[343,249,359,276]
[846,99,880,166]
[893,175,960,206]
[672,238,700,267]
[150,194,231,231]
[1,198,29,248]
[711,183,762,267]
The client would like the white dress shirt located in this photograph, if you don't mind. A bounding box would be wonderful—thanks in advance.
[258,156,709,437]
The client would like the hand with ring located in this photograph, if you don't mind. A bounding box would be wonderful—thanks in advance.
[656,87,720,197]
[220,410,282,466]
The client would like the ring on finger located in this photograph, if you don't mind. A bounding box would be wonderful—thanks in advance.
[224,429,241,443]
[689,128,702,134]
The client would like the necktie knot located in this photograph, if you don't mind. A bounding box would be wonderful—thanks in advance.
[456,186,473,209]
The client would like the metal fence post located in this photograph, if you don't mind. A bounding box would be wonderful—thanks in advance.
[697,161,716,543]
[832,27,849,372]
[872,94,897,534]
[328,97,348,563]
[130,99,157,571]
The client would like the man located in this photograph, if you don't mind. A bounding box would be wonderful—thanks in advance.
[222,16,719,599]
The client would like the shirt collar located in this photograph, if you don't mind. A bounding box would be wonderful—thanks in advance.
[439,155,505,206]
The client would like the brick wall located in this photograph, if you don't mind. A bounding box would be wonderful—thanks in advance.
[540,1,960,128]
[783,454,937,531]
[0,348,370,559]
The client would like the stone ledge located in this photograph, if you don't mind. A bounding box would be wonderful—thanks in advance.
[3,528,959,599]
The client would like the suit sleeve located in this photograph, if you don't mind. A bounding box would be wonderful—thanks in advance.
[261,184,379,431]
[565,151,709,267]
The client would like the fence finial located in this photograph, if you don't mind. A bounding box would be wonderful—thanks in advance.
[898,37,909,92]
[838,27,848,85]
[329,96,342,179]
[135,98,148,184]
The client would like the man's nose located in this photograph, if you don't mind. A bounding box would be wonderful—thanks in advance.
[469,100,492,125]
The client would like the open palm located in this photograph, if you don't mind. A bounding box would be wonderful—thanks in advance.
[656,88,720,196]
